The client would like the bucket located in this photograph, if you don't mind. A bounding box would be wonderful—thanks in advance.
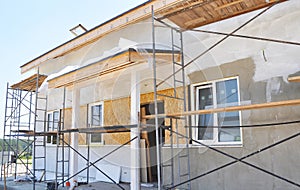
[66,181,70,187]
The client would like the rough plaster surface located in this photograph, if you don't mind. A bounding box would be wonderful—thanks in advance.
[183,0,300,83]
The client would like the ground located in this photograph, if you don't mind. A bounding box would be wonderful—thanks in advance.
[0,177,158,190]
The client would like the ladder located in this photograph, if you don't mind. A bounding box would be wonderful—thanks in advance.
[1,84,15,180]
[152,12,191,190]
[3,87,20,179]
[171,28,191,190]
[55,88,70,189]
[33,91,48,187]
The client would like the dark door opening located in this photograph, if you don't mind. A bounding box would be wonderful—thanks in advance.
[140,101,165,182]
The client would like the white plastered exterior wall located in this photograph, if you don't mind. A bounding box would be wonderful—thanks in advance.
[29,0,300,187]
[34,18,178,183]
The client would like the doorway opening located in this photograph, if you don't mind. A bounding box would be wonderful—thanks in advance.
[140,101,165,182]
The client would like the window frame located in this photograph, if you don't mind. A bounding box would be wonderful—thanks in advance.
[46,110,60,145]
[88,102,104,144]
[191,76,243,146]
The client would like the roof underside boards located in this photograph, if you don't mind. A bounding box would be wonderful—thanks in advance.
[10,74,47,91]
[159,0,286,29]
[47,48,180,89]
[20,0,285,74]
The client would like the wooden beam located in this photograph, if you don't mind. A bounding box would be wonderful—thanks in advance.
[78,125,136,133]
[159,0,221,20]
[11,130,58,136]
[214,0,244,11]
[143,99,300,119]
[184,17,207,28]
[159,0,209,19]
[288,76,300,83]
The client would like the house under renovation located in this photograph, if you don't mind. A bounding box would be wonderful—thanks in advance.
[1,0,300,189]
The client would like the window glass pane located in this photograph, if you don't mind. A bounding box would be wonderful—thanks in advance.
[47,112,60,144]
[92,105,100,115]
[53,111,59,121]
[90,104,103,143]
[216,79,241,142]
[198,114,213,140]
[91,105,102,126]
[197,86,214,140]
[91,134,102,143]
[47,136,52,143]
[47,113,53,131]
[52,135,57,144]
[218,111,241,142]
[216,79,238,106]
[53,111,59,130]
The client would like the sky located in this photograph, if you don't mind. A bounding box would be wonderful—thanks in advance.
[0,0,146,133]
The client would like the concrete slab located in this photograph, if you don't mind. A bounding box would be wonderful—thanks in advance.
[0,180,46,190]
[70,181,158,190]
[0,178,158,190]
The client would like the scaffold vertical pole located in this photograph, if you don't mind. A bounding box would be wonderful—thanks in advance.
[152,5,162,190]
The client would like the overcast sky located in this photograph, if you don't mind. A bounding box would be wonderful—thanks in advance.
[0,0,146,133]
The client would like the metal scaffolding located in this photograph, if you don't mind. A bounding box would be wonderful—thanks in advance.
[1,73,48,189]
[1,1,300,190]
[1,77,140,190]
[151,6,191,189]
[150,1,300,189]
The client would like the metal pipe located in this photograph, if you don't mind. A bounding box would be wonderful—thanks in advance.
[191,29,300,46]
[151,5,162,190]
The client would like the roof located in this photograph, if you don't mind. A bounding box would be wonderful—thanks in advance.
[20,0,285,74]
[161,0,286,29]
[10,74,47,91]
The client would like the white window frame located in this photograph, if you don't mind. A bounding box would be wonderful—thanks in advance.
[46,110,60,145]
[88,102,104,144]
[191,76,243,146]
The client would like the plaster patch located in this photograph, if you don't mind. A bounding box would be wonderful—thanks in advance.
[266,77,282,102]
[184,1,300,82]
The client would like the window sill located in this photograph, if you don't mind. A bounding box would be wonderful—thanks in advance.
[191,143,243,148]
[78,143,104,147]
[46,144,58,147]
[161,143,243,148]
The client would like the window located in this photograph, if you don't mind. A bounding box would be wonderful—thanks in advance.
[192,77,242,145]
[47,111,60,144]
[89,103,103,143]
